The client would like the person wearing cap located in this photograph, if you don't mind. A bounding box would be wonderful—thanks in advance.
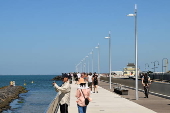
[75,77,91,113]
[53,74,71,113]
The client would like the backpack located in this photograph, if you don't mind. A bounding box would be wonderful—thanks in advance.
[143,75,148,83]
[94,77,97,82]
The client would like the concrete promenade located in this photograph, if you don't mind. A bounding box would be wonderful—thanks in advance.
[69,83,156,113]
[99,80,170,113]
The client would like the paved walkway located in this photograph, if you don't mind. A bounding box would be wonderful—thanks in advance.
[69,83,156,113]
[99,80,170,113]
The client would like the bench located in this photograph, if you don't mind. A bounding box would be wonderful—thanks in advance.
[114,87,128,95]
[113,84,128,95]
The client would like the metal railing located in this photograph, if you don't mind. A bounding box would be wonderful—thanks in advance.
[45,93,60,113]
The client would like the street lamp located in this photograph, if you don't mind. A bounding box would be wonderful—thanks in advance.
[83,57,86,73]
[145,63,149,71]
[83,58,86,72]
[86,56,89,73]
[127,4,138,100]
[81,60,83,72]
[75,64,77,72]
[162,58,168,80]
[151,61,159,72]
[78,62,81,73]
[76,63,81,72]
[162,58,168,73]
[105,31,112,89]
[90,50,94,75]
[95,43,100,77]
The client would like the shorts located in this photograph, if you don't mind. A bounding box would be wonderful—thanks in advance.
[88,82,92,87]
[94,81,98,85]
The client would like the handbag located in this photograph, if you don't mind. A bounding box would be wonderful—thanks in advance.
[80,89,89,105]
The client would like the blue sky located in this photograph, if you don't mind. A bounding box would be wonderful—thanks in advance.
[0,0,170,75]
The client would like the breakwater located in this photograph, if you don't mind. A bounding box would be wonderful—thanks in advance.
[52,75,62,81]
[0,86,28,112]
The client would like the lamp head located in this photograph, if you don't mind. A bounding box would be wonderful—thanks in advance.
[105,37,110,39]
[127,14,136,16]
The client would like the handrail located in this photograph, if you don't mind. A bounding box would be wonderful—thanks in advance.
[45,93,60,113]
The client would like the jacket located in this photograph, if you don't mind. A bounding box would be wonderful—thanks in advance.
[54,81,71,105]
[75,87,91,106]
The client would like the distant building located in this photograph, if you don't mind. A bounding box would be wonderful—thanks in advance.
[123,63,139,77]
[111,71,123,76]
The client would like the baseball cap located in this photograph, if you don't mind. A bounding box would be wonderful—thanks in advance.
[62,73,69,78]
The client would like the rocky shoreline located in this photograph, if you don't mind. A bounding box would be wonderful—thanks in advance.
[52,75,62,81]
[0,86,28,112]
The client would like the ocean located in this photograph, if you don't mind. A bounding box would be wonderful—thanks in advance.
[0,75,62,113]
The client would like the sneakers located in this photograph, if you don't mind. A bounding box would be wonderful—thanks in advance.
[91,91,93,93]
[97,91,98,93]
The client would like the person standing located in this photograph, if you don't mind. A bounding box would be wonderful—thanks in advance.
[77,72,81,79]
[53,74,71,113]
[87,73,93,93]
[74,72,78,84]
[92,74,98,93]
[68,73,72,84]
[76,78,91,113]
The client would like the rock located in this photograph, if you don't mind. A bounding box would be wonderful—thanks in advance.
[52,75,62,81]
[0,86,28,112]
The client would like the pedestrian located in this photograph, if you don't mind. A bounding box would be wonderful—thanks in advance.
[68,73,72,84]
[74,73,78,84]
[87,73,93,93]
[92,73,98,93]
[84,73,88,83]
[77,72,81,80]
[53,74,71,113]
[76,78,91,113]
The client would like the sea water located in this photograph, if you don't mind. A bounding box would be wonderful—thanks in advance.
[0,75,62,113]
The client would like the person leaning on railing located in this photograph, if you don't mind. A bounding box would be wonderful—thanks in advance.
[53,74,71,113]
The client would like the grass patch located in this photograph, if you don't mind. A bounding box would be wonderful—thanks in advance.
[17,101,24,103]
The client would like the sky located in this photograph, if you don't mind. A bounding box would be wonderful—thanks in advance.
[0,0,170,75]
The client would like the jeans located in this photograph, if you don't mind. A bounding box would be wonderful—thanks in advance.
[77,104,87,113]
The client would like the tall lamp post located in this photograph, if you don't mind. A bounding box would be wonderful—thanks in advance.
[75,64,77,72]
[162,58,168,80]
[75,64,78,72]
[86,56,89,73]
[78,63,81,72]
[79,62,81,73]
[84,57,86,73]
[90,50,94,75]
[151,61,159,72]
[95,43,100,77]
[162,58,168,73]
[105,31,112,89]
[127,4,138,100]
[81,59,84,72]
[145,63,149,71]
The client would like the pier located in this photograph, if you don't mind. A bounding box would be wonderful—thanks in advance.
[46,78,170,113]
[68,83,156,113]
